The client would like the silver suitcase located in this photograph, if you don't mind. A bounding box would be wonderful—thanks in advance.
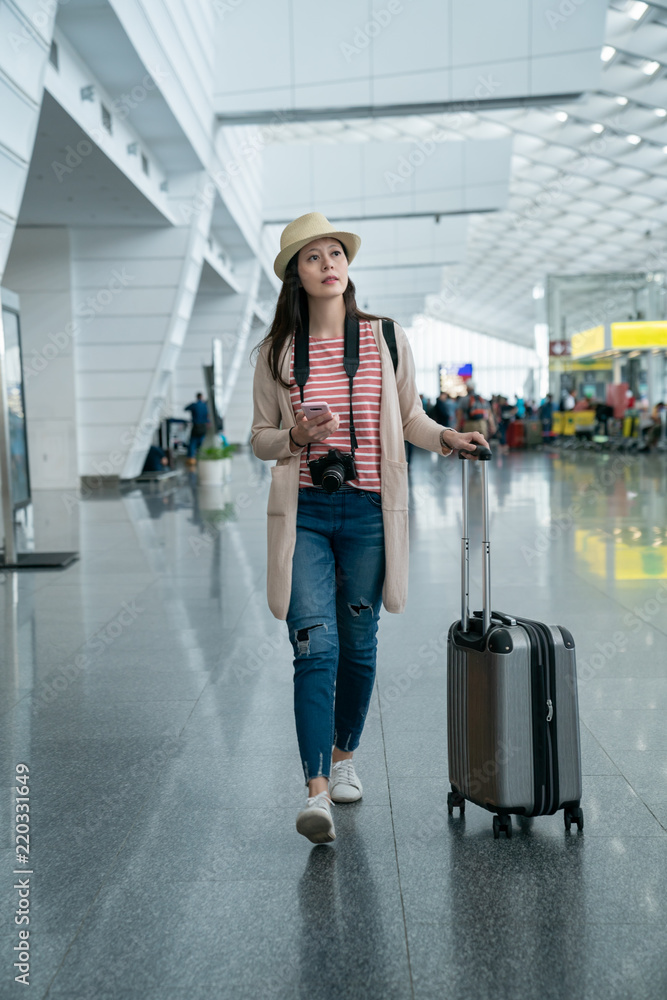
[446,448,583,839]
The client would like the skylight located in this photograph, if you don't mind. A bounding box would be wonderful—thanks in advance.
[627,2,649,21]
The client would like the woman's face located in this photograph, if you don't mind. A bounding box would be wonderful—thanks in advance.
[297,238,348,300]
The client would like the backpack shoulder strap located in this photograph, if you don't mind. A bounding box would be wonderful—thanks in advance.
[381,318,398,374]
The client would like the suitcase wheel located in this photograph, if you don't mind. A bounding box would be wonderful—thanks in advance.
[447,790,466,816]
[564,806,584,833]
[493,814,512,840]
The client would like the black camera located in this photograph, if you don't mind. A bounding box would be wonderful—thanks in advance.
[308,449,358,493]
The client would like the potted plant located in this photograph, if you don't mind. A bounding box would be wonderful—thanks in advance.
[196,443,236,485]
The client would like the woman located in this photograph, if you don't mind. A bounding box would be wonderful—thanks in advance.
[251,213,488,844]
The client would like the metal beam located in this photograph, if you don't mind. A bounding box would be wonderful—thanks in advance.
[217,93,586,127]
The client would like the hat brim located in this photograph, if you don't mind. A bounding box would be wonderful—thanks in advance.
[274,230,361,281]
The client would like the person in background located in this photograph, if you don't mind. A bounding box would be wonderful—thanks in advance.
[490,395,501,429]
[460,385,494,439]
[573,395,592,412]
[498,396,515,454]
[141,444,169,473]
[562,389,576,411]
[538,394,553,435]
[184,393,209,463]
[428,390,457,428]
[595,402,614,436]
[638,402,665,452]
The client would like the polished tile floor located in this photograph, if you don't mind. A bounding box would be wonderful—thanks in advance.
[2,447,666,999]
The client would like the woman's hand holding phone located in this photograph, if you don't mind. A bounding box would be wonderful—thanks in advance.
[290,405,339,451]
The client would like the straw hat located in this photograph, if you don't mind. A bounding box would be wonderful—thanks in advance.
[273,212,361,281]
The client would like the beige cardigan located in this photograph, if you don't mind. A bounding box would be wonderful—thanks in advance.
[251,319,452,620]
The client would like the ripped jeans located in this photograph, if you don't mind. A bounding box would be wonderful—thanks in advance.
[286,486,386,784]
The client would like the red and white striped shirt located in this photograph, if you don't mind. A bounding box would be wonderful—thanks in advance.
[289,320,382,491]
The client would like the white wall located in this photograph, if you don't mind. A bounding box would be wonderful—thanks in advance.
[3,228,79,489]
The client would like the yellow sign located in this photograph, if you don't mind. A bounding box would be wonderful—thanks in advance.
[611,321,667,349]
[571,325,605,358]
[549,358,612,373]
[552,411,596,436]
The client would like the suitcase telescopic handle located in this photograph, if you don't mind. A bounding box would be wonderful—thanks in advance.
[458,446,492,635]
[458,445,492,461]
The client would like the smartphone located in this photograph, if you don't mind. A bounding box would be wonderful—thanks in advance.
[301,401,331,420]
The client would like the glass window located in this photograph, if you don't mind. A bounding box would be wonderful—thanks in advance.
[1,307,31,508]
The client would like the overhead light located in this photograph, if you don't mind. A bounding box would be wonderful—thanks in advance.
[555,111,569,122]
[601,46,616,62]
[616,96,629,105]
[627,2,649,20]
[655,108,667,117]
[627,134,642,144]
[591,123,605,133]
[533,285,545,300]
[663,145,667,153]
[642,60,661,76]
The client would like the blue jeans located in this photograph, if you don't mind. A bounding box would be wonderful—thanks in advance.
[287,487,386,784]
[188,434,205,458]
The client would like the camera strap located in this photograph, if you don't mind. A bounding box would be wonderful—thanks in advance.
[293,310,360,461]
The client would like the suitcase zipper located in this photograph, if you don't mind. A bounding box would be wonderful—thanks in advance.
[530,621,556,814]
[513,617,554,816]
[543,641,555,814]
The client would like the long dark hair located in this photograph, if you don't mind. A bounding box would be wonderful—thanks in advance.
[253,243,386,387]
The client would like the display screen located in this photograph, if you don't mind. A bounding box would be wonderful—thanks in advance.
[1,307,31,508]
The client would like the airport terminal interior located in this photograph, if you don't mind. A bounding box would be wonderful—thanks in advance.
[1,1,667,998]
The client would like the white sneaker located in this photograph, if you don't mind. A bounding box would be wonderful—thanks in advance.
[296,791,336,843]
[329,759,363,803]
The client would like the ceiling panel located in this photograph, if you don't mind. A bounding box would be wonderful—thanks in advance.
[215,0,608,122]
[262,138,512,222]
